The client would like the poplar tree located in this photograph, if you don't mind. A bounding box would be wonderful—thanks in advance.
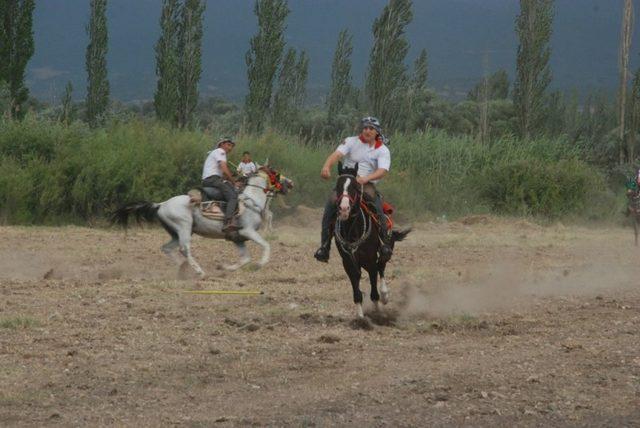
[513,0,554,140]
[412,48,428,93]
[154,0,181,124]
[60,81,74,125]
[405,48,428,132]
[365,0,413,130]
[85,0,110,127]
[245,0,289,132]
[293,50,308,109]
[326,29,353,120]
[0,0,35,120]
[628,67,640,162]
[176,0,205,128]
[618,0,634,163]
[272,48,307,129]
[272,48,297,127]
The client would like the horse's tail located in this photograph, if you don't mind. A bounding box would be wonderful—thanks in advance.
[391,227,411,243]
[111,201,160,229]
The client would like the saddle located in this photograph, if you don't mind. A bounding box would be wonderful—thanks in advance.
[188,188,243,221]
[358,196,395,230]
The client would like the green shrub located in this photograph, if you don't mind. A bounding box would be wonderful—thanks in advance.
[0,117,617,224]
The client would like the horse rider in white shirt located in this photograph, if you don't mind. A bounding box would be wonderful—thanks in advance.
[314,117,393,263]
[201,137,238,232]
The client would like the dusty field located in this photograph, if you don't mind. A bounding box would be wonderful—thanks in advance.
[1,214,639,427]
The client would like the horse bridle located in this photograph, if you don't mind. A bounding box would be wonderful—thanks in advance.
[334,174,372,256]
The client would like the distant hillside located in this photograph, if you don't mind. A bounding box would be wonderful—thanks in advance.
[27,0,640,103]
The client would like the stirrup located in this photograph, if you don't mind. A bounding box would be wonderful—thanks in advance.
[222,220,238,232]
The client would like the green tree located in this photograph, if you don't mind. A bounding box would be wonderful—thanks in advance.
[176,0,205,129]
[467,69,510,101]
[245,0,289,132]
[412,48,428,92]
[272,48,308,130]
[85,0,110,127]
[0,0,35,120]
[405,48,429,132]
[272,48,297,128]
[618,0,634,163]
[628,67,640,162]
[513,0,553,139]
[59,81,74,125]
[365,0,413,130]
[154,0,181,124]
[326,29,353,120]
[293,50,308,109]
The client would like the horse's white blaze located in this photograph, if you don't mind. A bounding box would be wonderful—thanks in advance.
[338,178,351,220]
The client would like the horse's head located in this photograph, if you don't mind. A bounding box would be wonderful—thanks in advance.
[258,165,293,195]
[335,162,359,221]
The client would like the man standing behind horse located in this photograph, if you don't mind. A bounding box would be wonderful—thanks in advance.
[201,137,238,232]
[314,116,393,263]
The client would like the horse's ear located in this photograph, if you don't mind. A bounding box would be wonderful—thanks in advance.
[337,161,344,175]
[353,163,359,175]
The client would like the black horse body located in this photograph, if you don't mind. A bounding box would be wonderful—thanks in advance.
[333,165,410,312]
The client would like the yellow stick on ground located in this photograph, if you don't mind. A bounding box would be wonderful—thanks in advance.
[184,290,263,295]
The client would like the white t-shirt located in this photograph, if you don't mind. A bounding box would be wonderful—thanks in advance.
[202,148,227,179]
[237,161,257,176]
[336,136,391,183]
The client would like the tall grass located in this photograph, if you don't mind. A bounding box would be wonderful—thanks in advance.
[0,117,618,224]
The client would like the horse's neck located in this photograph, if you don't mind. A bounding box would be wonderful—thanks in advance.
[242,176,268,205]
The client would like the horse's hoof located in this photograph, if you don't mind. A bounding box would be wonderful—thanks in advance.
[381,292,389,305]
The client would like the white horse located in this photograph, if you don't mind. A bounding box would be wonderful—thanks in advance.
[112,169,291,277]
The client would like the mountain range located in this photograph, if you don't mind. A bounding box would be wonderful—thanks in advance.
[27,0,640,104]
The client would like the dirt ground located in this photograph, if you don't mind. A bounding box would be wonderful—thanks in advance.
[1,213,639,427]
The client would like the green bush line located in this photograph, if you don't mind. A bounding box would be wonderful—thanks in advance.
[0,117,621,225]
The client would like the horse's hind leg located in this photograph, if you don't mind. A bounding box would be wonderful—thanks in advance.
[225,241,252,271]
[178,230,205,278]
[162,237,182,266]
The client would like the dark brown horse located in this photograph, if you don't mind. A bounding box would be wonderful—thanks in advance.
[333,164,410,318]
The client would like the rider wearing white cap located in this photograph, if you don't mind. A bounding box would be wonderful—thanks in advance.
[314,117,393,263]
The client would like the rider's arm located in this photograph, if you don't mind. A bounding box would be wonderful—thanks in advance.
[219,161,235,182]
[360,168,387,184]
[321,151,344,179]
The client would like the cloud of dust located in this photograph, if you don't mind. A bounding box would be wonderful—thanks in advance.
[400,260,638,318]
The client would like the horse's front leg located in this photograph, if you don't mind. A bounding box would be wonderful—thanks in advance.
[378,262,390,305]
[343,257,364,318]
[225,241,251,271]
[238,228,271,267]
[366,267,381,311]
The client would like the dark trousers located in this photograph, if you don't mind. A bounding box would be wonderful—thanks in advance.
[319,182,388,244]
[202,175,237,221]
